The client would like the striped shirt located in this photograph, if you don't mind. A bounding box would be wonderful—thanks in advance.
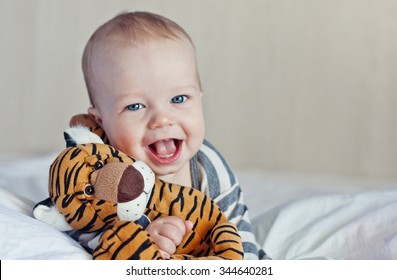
[191,140,267,260]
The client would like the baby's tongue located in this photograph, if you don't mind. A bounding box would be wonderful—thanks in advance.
[151,139,176,157]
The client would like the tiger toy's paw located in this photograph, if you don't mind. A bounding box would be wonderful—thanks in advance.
[210,222,244,260]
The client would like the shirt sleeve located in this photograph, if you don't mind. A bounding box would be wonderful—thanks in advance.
[194,140,268,260]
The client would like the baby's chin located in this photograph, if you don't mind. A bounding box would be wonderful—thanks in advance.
[148,161,184,178]
[149,156,192,186]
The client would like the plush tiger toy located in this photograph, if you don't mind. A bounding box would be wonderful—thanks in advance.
[33,124,243,260]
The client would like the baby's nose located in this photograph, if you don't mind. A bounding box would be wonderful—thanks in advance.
[148,110,173,129]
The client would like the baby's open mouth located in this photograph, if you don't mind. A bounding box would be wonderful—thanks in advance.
[147,139,182,164]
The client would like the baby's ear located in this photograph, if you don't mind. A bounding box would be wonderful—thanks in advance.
[64,125,104,147]
[33,198,73,231]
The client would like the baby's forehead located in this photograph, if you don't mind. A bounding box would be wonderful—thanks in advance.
[92,16,193,49]
[87,34,199,107]
[98,32,192,52]
[89,35,194,73]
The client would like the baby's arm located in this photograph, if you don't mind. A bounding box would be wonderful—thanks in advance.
[146,216,193,258]
[215,184,265,259]
[195,140,267,259]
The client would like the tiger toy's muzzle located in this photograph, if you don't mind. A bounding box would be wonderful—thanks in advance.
[90,161,155,222]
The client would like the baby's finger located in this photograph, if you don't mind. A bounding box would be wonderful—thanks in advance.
[184,220,194,232]
[151,233,177,256]
[159,249,170,259]
[159,216,187,232]
[156,223,187,245]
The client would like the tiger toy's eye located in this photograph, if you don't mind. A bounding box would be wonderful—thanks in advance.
[84,184,95,196]
[93,161,104,170]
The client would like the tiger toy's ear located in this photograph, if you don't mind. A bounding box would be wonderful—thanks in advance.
[64,125,104,147]
[32,198,73,231]
[70,114,109,144]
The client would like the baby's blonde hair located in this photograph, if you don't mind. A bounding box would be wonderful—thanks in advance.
[82,11,197,106]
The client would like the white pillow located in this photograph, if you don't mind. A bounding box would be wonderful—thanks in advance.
[0,188,91,260]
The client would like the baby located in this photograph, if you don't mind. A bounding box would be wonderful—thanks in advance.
[80,11,265,260]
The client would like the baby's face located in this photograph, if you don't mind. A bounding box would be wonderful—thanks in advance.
[90,39,205,177]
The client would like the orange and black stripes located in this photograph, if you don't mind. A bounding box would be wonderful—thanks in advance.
[143,179,244,259]
[94,221,162,260]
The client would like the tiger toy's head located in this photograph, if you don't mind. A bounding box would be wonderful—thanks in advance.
[33,126,155,233]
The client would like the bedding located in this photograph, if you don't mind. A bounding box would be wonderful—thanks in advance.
[252,190,397,259]
[1,154,396,259]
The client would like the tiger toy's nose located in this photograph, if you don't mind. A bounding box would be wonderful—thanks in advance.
[118,165,145,203]
[116,161,154,222]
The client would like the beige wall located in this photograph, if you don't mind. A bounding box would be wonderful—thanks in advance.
[1,0,396,179]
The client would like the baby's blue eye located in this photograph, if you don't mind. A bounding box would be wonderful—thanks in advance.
[171,95,187,104]
[126,103,144,111]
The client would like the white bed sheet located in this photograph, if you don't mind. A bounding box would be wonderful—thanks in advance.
[0,188,91,260]
[1,155,396,259]
[251,190,397,259]
[237,169,397,259]
[0,154,91,259]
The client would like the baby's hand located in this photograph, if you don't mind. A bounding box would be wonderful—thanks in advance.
[146,216,193,259]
